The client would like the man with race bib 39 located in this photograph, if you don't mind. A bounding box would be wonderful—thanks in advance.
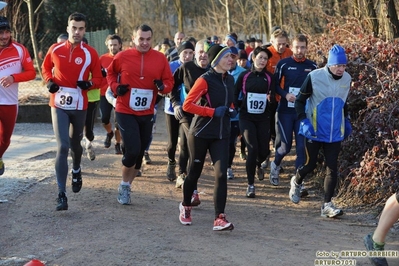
[41,12,102,211]
[107,24,174,205]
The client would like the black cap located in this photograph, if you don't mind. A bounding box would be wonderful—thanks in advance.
[0,16,11,31]
[177,41,195,55]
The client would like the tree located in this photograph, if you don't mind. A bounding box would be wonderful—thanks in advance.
[173,0,183,32]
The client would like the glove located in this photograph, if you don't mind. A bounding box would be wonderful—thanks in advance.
[344,118,352,139]
[101,67,107,77]
[213,106,228,118]
[76,80,93,90]
[153,79,164,91]
[228,108,238,118]
[116,84,129,96]
[174,105,184,120]
[299,118,316,138]
[47,80,60,94]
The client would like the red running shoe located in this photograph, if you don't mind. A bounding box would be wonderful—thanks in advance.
[179,202,192,225]
[213,213,234,231]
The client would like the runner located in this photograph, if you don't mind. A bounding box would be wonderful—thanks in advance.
[0,16,36,176]
[41,12,102,211]
[107,24,173,205]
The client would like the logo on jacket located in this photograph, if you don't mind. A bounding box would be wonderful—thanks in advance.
[288,67,297,70]
[75,57,83,65]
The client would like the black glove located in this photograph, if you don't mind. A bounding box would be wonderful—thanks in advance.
[174,105,184,120]
[228,108,238,118]
[101,67,107,77]
[47,80,60,94]
[213,106,228,118]
[116,84,129,96]
[76,80,93,90]
[153,79,164,91]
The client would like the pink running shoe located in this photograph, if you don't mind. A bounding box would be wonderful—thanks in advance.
[191,191,201,206]
[213,213,234,231]
[179,202,192,225]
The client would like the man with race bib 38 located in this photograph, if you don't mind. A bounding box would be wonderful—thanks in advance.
[107,24,174,205]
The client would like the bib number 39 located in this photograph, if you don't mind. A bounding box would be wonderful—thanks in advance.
[54,87,79,110]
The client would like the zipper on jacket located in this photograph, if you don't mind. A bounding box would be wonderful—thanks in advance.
[140,53,144,79]
[330,97,335,142]
[220,75,228,139]
[69,45,76,63]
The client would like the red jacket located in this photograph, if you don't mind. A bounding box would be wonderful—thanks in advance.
[107,48,173,116]
[42,41,102,110]
[0,40,36,105]
[99,53,114,96]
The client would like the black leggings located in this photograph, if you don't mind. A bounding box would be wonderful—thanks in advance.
[183,134,228,218]
[228,120,240,167]
[116,112,153,169]
[178,122,190,175]
[239,118,271,185]
[165,113,180,163]
[297,140,341,202]
[84,101,99,141]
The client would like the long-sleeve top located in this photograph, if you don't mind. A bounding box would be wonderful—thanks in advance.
[234,65,276,122]
[0,40,36,105]
[274,56,317,114]
[170,60,208,124]
[107,48,173,116]
[99,53,114,96]
[42,41,102,110]
[183,67,234,139]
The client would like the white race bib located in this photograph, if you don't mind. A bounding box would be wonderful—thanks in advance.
[247,92,267,114]
[288,87,300,108]
[129,88,153,111]
[54,87,79,110]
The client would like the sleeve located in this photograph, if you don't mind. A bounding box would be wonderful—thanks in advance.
[274,62,287,98]
[106,56,120,95]
[41,45,55,82]
[13,46,35,82]
[234,71,245,108]
[295,74,313,120]
[170,66,183,108]
[158,56,174,94]
[105,87,116,107]
[268,72,276,105]
[88,49,103,89]
[183,77,214,117]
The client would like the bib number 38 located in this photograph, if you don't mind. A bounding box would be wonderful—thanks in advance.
[129,88,153,111]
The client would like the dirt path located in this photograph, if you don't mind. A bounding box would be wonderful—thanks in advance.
[1,109,398,266]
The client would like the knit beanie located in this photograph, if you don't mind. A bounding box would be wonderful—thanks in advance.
[177,41,195,55]
[327,44,347,66]
[0,16,10,31]
[225,34,237,46]
[207,44,231,68]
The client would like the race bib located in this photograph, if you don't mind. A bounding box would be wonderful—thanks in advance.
[129,88,153,111]
[247,92,267,114]
[54,87,79,110]
[288,87,300,108]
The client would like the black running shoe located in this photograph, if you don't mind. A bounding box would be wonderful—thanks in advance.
[71,169,82,193]
[104,131,114,148]
[115,143,122,154]
[56,192,68,211]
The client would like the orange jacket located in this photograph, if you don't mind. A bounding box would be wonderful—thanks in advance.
[107,48,173,116]
[42,41,102,110]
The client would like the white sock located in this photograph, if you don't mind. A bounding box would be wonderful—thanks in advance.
[121,181,130,186]
[72,168,81,173]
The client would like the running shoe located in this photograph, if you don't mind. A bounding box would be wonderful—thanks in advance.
[167,162,177,181]
[117,184,131,205]
[321,202,343,218]
[289,176,301,204]
[246,185,255,198]
[115,143,122,154]
[261,156,270,169]
[144,152,152,165]
[300,182,309,197]
[227,168,234,180]
[364,233,388,266]
[56,192,68,211]
[136,170,142,177]
[191,191,201,206]
[179,202,192,225]
[104,131,114,148]
[0,158,4,175]
[175,173,186,188]
[213,213,234,231]
[269,161,280,186]
[86,142,95,161]
[71,169,82,193]
[257,167,264,181]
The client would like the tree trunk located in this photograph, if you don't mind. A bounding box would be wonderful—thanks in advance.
[279,0,283,27]
[225,0,232,32]
[258,0,267,41]
[268,0,273,40]
[24,0,42,80]
[173,0,184,33]
[385,0,399,38]
[364,0,379,37]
